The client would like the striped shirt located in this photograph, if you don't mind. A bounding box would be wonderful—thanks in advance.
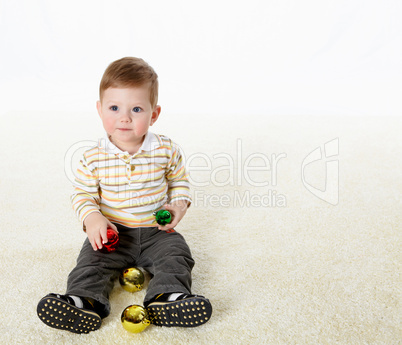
[71,132,192,228]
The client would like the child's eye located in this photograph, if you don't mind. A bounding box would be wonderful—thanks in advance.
[133,107,142,113]
[110,105,118,111]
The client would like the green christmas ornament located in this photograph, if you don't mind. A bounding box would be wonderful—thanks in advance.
[153,209,172,225]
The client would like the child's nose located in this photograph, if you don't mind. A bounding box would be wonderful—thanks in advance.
[120,110,132,122]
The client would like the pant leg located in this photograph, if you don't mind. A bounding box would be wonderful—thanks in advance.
[66,225,141,318]
[137,228,195,306]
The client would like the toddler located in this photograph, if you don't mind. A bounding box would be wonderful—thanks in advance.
[37,57,212,334]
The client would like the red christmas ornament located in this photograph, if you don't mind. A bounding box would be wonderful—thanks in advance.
[99,228,119,253]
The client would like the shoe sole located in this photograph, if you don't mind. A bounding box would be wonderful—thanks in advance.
[147,296,212,327]
[37,295,101,334]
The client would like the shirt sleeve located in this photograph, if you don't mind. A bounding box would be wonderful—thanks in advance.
[165,142,192,206]
[71,152,101,224]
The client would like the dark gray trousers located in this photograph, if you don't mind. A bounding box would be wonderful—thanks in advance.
[66,225,194,318]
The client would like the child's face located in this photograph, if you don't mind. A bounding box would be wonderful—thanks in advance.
[97,85,160,152]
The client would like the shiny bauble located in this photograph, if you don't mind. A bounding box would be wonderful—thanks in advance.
[153,209,172,225]
[119,267,145,293]
[98,228,119,253]
[121,305,150,333]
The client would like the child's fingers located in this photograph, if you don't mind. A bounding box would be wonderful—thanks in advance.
[100,227,108,245]
[163,203,176,213]
[89,237,98,251]
[158,219,178,231]
[107,221,118,233]
[94,234,103,250]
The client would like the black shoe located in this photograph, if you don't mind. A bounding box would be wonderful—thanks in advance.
[37,293,101,334]
[146,294,212,327]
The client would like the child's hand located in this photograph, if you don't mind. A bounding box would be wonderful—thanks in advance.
[157,200,189,231]
[84,212,118,251]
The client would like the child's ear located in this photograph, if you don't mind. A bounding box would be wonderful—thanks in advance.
[150,105,161,126]
[96,101,102,118]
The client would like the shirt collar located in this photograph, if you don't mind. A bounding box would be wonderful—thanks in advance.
[100,131,161,155]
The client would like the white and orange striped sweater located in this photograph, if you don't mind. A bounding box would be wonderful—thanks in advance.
[71,132,192,228]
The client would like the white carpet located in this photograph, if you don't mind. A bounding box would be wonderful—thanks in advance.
[0,111,400,344]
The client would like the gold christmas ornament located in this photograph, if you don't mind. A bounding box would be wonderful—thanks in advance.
[121,305,151,333]
[119,267,145,293]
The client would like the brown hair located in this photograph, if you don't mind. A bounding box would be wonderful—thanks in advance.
[99,57,159,107]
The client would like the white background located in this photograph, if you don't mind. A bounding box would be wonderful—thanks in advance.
[0,0,401,117]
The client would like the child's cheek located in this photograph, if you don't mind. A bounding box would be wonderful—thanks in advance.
[133,120,146,134]
[102,117,115,133]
